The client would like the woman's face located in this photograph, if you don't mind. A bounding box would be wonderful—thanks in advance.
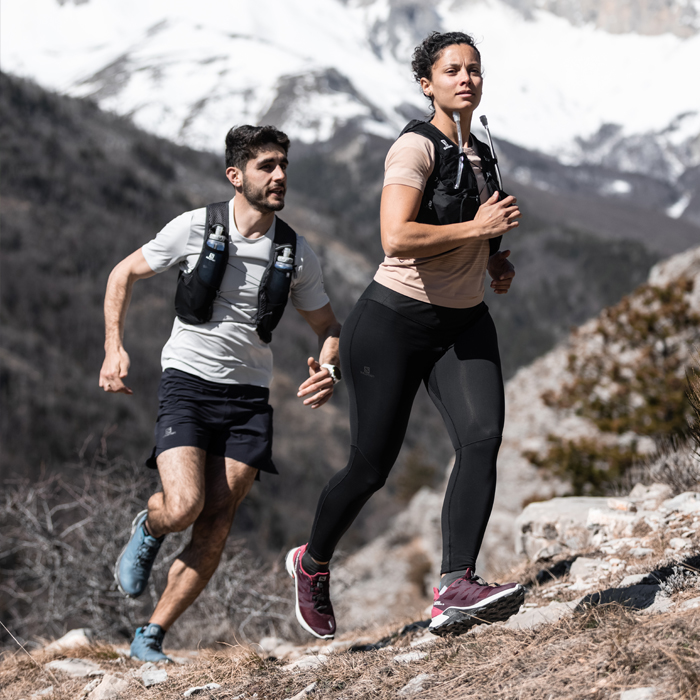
[421,44,483,116]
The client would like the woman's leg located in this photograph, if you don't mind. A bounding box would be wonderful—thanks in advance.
[425,311,505,576]
[307,298,430,563]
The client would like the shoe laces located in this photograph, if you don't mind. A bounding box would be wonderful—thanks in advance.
[135,541,158,568]
[310,577,331,613]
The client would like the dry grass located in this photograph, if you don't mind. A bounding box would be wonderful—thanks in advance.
[3,603,699,700]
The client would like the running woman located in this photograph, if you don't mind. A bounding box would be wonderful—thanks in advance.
[287,31,525,638]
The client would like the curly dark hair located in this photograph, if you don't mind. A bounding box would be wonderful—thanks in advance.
[225,125,290,170]
[411,31,481,111]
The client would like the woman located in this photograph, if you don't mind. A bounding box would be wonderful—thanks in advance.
[288,31,524,638]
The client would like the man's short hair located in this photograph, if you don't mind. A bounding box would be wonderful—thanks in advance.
[225,125,290,170]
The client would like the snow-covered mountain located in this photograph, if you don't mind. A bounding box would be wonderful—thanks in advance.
[2,0,699,217]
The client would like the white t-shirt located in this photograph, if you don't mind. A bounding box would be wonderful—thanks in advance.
[141,198,329,387]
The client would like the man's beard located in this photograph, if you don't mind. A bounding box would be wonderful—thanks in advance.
[241,177,285,213]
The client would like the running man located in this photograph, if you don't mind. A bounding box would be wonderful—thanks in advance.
[100,125,341,662]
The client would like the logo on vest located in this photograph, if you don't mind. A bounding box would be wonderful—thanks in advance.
[440,139,453,150]
[206,252,217,262]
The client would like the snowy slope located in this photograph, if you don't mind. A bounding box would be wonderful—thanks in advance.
[2,0,699,176]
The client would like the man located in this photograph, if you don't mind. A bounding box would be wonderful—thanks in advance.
[99,125,341,662]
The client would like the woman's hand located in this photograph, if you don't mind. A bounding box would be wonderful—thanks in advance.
[487,249,515,294]
[473,191,521,239]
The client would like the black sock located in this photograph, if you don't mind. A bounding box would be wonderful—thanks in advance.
[301,551,329,576]
[440,570,467,590]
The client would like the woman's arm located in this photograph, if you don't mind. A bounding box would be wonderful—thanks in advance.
[380,185,521,259]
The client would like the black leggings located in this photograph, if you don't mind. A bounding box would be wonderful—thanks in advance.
[308,281,505,574]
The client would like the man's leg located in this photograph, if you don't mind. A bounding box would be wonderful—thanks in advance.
[148,455,257,631]
[115,446,206,600]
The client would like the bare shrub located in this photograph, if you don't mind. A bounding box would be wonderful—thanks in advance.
[0,454,301,651]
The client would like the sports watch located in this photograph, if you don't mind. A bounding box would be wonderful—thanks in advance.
[321,363,342,384]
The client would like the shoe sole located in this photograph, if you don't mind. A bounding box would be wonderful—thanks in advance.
[114,509,149,599]
[429,585,525,637]
[285,547,335,641]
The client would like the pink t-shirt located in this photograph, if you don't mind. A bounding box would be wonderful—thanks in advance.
[374,132,491,308]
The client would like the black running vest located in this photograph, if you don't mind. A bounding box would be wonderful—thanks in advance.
[174,201,297,344]
[399,120,505,256]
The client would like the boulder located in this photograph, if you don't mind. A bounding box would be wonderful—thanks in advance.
[514,497,605,560]
[45,628,95,653]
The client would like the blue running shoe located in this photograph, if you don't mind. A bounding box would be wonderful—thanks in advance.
[115,510,164,598]
[130,624,172,663]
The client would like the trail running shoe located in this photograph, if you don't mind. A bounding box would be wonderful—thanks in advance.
[429,567,525,637]
[286,544,336,639]
[115,509,163,598]
[130,624,172,663]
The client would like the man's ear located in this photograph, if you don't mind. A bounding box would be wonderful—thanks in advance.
[226,166,243,188]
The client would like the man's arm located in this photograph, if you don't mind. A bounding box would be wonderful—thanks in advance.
[99,249,156,394]
[295,302,341,409]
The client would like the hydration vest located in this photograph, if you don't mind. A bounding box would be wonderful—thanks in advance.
[400,120,506,256]
[174,200,297,344]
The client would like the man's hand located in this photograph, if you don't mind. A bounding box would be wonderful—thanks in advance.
[488,249,515,295]
[99,347,133,394]
[297,357,335,409]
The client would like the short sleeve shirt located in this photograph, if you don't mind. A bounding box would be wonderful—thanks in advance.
[141,198,329,387]
[374,132,492,308]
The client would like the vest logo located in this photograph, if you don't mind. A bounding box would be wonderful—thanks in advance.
[163,427,177,437]
[361,366,374,378]
[206,252,216,261]
[440,139,453,150]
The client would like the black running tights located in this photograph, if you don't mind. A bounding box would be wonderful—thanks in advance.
[307,282,504,574]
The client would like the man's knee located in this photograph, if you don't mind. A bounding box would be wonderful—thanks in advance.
[159,493,206,532]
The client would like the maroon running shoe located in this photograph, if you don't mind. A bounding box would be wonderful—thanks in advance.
[285,544,336,639]
[429,567,525,637]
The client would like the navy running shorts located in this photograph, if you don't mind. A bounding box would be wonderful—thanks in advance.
[145,368,277,475]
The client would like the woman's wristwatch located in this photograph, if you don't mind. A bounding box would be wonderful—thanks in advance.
[321,363,342,384]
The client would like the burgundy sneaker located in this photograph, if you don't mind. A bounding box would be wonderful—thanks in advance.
[285,544,336,639]
[429,568,525,637]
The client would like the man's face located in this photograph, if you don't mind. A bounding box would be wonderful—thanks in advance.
[234,146,288,213]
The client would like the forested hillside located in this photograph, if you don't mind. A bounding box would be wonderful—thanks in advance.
[2,71,698,558]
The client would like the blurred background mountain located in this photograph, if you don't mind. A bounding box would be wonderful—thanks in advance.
[1,0,699,562]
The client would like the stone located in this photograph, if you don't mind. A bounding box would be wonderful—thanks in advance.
[282,654,328,672]
[87,674,129,700]
[393,651,428,663]
[669,537,691,550]
[662,492,700,515]
[183,684,221,697]
[504,601,578,630]
[643,593,674,615]
[620,687,656,700]
[258,636,286,654]
[45,658,104,678]
[628,483,673,510]
[140,663,168,687]
[619,574,647,587]
[284,682,317,700]
[628,547,654,558]
[569,557,606,581]
[45,628,95,653]
[398,673,432,696]
[82,679,101,695]
[514,497,606,561]
[409,632,436,648]
[587,508,638,537]
[680,596,700,610]
[31,687,53,698]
